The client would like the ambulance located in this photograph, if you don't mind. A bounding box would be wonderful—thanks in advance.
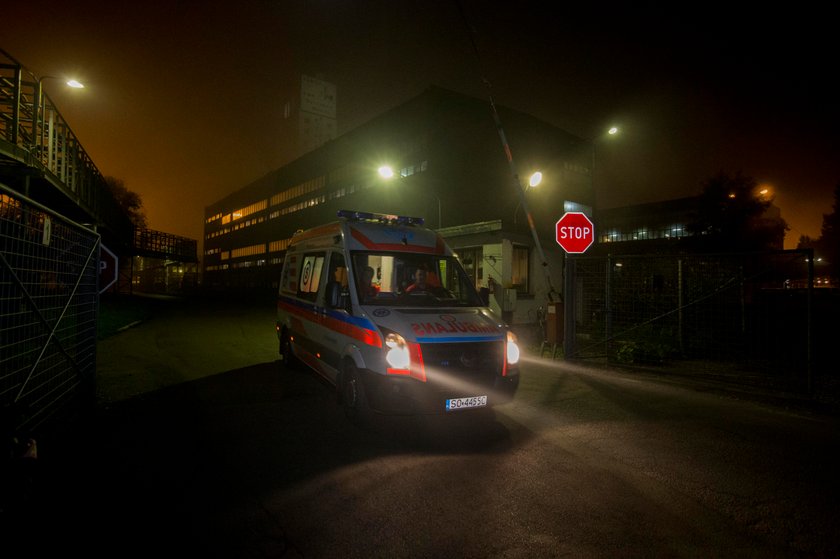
[275,210,520,424]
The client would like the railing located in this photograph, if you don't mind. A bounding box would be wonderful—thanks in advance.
[0,49,132,245]
[134,228,198,262]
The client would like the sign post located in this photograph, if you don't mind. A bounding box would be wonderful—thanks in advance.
[555,212,595,254]
[554,212,595,360]
[99,243,118,294]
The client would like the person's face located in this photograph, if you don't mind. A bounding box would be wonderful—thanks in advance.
[415,269,427,285]
[363,269,373,283]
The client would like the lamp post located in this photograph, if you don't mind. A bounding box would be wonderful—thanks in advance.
[590,126,619,205]
[33,75,84,153]
[513,170,543,224]
[0,48,84,151]
[378,165,442,228]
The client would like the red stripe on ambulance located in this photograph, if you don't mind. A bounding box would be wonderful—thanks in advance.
[278,299,382,348]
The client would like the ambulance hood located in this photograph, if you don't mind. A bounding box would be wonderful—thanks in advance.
[364,306,507,343]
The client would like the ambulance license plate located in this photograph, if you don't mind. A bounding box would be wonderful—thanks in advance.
[446,395,487,411]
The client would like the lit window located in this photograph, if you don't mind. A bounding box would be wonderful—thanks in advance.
[511,246,529,294]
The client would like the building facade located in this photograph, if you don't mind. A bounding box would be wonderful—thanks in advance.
[593,196,787,255]
[203,86,594,324]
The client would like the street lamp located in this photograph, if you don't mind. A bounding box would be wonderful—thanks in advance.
[590,126,620,206]
[378,165,442,228]
[33,75,85,152]
[514,171,543,224]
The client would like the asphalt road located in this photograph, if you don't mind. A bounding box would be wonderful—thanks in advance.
[9,295,840,558]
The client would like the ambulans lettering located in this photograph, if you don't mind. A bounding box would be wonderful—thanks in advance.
[411,320,498,336]
[349,227,444,254]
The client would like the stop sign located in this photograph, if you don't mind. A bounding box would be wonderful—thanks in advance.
[555,212,595,253]
[99,243,118,294]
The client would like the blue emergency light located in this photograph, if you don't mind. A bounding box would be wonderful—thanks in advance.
[337,209,424,226]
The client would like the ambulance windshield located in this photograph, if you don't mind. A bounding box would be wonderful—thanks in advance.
[352,252,483,307]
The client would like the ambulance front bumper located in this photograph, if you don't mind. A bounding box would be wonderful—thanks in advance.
[359,366,519,415]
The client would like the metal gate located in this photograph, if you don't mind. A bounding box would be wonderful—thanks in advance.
[564,250,819,393]
[1,184,99,437]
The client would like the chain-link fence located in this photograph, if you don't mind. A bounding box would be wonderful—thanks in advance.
[563,250,831,395]
[1,185,99,437]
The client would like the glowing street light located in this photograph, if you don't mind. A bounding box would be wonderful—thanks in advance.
[33,74,86,151]
[591,125,620,206]
[0,48,84,149]
[755,184,774,200]
[378,164,442,228]
[515,171,543,223]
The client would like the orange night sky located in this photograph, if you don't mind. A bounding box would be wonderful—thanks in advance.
[4,2,837,254]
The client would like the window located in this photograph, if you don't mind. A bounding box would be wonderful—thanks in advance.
[351,252,481,307]
[279,254,299,295]
[511,245,529,294]
[457,247,483,289]
[298,253,325,302]
[325,252,349,306]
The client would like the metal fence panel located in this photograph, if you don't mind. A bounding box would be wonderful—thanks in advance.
[566,251,816,390]
[1,185,99,436]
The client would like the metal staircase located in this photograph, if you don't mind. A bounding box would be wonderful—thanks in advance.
[0,48,133,251]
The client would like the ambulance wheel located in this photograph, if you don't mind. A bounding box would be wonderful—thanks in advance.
[342,362,371,426]
[280,329,299,370]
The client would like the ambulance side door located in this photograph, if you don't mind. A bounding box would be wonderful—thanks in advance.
[318,251,350,379]
[294,251,327,363]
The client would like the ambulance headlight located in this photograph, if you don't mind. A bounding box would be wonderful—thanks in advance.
[385,333,410,369]
[506,331,520,365]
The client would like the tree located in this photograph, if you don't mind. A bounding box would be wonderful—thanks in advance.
[683,171,788,252]
[104,176,147,229]
[819,181,840,247]
[798,180,840,279]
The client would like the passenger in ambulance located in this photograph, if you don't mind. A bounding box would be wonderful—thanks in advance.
[360,266,378,298]
[327,264,350,309]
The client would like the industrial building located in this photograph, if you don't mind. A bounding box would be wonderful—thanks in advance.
[203,85,595,324]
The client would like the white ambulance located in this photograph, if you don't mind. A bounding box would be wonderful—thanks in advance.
[275,210,520,424]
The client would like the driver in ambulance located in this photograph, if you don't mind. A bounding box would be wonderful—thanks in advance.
[405,268,428,293]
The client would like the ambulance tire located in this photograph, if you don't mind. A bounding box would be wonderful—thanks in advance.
[342,362,372,427]
[280,329,300,371]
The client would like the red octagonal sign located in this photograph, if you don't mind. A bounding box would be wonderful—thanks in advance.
[556,212,595,253]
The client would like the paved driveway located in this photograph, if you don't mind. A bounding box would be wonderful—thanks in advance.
[95,295,279,404]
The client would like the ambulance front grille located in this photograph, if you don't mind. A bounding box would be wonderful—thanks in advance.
[420,341,504,387]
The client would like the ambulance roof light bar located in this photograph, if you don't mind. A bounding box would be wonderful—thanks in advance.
[337,210,425,226]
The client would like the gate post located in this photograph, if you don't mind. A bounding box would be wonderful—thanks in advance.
[563,255,576,359]
[605,255,612,362]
